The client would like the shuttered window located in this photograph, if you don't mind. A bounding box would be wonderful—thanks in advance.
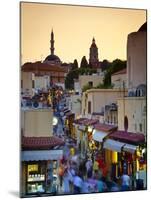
[88,101,91,114]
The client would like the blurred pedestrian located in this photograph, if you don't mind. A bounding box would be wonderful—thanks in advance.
[93,160,99,172]
[58,163,64,187]
[86,159,93,178]
[73,173,83,194]
[82,181,91,193]
[97,177,104,192]
[121,172,130,191]
[62,168,73,194]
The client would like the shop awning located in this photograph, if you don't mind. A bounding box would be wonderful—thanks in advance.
[21,149,63,161]
[103,139,125,152]
[92,129,108,142]
[109,130,145,144]
[22,136,65,150]
[123,144,138,154]
[94,123,117,132]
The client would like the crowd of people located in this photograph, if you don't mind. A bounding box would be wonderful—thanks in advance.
[51,93,136,195]
[51,153,132,195]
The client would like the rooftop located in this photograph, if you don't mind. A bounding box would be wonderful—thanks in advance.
[74,118,99,126]
[22,61,66,73]
[22,136,65,150]
[112,68,127,76]
[86,88,128,93]
[94,123,118,132]
[109,130,145,145]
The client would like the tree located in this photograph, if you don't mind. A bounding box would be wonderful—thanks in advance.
[110,59,126,74]
[71,59,78,70]
[80,56,88,68]
[101,59,111,71]
[65,69,79,90]
[103,59,126,87]
[65,68,97,90]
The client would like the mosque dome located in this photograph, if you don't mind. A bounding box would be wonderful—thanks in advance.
[44,54,61,62]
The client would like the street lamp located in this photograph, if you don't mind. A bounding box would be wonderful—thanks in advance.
[53,116,58,126]
[88,126,93,133]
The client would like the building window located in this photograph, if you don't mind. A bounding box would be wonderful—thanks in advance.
[136,89,140,97]
[139,123,142,132]
[124,116,128,131]
[83,109,85,115]
[88,101,91,114]
[21,80,23,88]
[32,80,35,88]
[128,56,131,85]
[88,81,93,87]
[26,162,46,194]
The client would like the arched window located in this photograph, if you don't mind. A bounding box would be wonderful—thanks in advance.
[136,84,146,97]
[124,116,128,131]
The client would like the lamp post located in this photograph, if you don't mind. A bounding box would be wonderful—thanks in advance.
[53,116,58,135]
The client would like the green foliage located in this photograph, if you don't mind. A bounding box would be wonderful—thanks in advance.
[65,67,97,89]
[95,82,114,89]
[71,59,78,70]
[103,59,126,86]
[82,83,93,92]
[65,58,126,90]
[82,82,114,92]
[101,59,111,71]
[110,59,126,74]
[80,56,88,68]
[65,69,79,90]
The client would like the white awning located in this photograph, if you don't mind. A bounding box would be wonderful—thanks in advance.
[21,150,63,161]
[123,144,137,154]
[103,139,125,152]
[92,129,107,142]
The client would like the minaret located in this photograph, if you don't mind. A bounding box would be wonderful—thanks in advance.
[50,29,55,55]
[92,37,95,44]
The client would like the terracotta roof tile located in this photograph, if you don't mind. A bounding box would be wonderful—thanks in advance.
[22,136,65,150]
[109,130,145,144]
[74,118,99,126]
[22,62,66,73]
[94,123,118,132]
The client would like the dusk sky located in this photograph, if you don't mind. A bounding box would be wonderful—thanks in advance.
[21,2,146,65]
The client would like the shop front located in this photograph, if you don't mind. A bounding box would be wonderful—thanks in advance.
[64,112,75,138]
[103,130,146,189]
[21,149,63,197]
[88,128,107,159]
[78,124,87,159]
[91,123,118,166]
[103,138,125,179]
[26,161,46,194]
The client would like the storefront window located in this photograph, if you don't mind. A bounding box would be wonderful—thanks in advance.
[27,182,45,194]
[27,163,46,194]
